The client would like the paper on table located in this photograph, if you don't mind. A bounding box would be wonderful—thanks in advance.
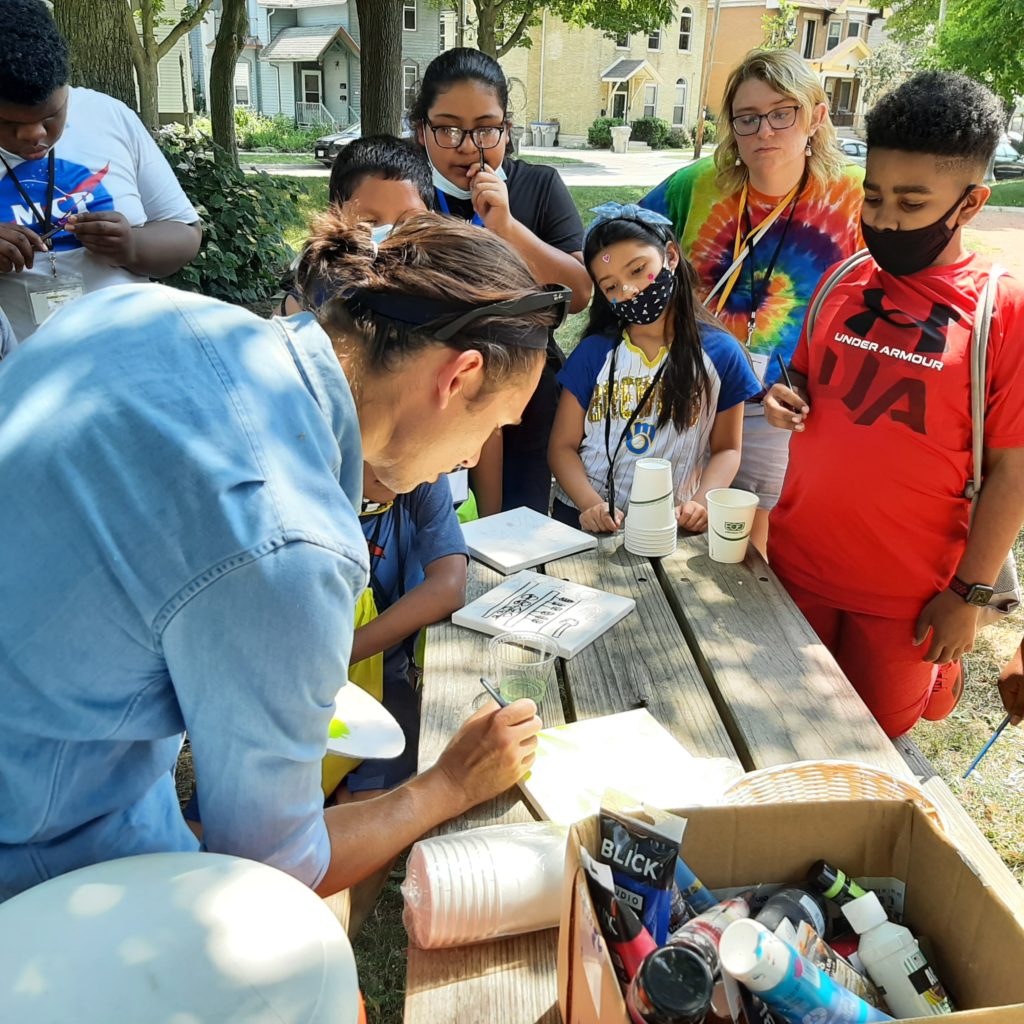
[451,569,635,658]
[460,506,597,574]
[518,708,744,825]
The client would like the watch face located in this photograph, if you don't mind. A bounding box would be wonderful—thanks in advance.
[966,585,996,607]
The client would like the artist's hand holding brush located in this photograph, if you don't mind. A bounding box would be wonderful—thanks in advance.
[764,370,811,433]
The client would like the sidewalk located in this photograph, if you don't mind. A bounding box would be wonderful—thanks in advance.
[517,144,696,187]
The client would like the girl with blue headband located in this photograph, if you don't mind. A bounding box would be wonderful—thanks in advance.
[548,204,762,534]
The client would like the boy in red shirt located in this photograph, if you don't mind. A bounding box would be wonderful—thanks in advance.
[765,71,1024,738]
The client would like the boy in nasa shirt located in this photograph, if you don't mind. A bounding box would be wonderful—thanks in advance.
[0,0,199,342]
[766,72,1024,738]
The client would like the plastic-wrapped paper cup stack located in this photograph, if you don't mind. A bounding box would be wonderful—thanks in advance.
[624,458,677,558]
[402,822,568,949]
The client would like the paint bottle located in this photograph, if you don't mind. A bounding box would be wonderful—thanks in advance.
[719,919,893,1024]
[842,891,954,1017]
[668,894,751,974]
[674,856,719,915]
[808,860,869,907]
[627,945,714,1024]
[754,885,828,937]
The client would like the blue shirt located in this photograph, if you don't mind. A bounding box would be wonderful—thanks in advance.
[0,284,368,899]
[554,322,762,509]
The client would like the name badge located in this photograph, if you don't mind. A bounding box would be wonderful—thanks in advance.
[748,351,770,385]
[28,273,85,326]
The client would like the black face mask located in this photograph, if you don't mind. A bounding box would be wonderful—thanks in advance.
[611,265,676,325]
[861,185,976,277]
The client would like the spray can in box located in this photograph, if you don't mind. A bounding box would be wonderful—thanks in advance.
[719,918,892,1024]
[841,891,953,1017]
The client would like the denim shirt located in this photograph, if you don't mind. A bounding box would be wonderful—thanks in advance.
[0,285,368,900]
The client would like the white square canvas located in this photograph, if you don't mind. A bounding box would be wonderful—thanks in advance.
[460,506,596,574]
[451,569,634,658]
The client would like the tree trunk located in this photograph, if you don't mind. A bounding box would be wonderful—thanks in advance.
[136,55,160,130]
[53,0,137,110]
[211,0,249,168]
[475,1,498,57]
[354,0,403,136]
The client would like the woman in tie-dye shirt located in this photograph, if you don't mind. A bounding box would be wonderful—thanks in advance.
[641,49,863,555]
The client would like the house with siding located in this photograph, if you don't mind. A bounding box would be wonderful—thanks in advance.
[193,0,443,127]
[700,0,886,132]
[499,4,709,144]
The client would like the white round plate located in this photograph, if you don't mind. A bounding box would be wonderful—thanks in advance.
[326,683,406,759]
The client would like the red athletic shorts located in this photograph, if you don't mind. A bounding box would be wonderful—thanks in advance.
[776,573,939,738]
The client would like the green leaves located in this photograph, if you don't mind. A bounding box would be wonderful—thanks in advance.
[157,124,300,304]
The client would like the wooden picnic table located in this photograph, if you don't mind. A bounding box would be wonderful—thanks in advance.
[404,534,1024,1024]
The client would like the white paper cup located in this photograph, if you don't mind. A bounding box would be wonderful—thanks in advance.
[628,457,674,504]
[625,494,676,530]
[706,488,759,563]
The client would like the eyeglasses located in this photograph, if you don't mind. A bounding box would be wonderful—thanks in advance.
[730,105,800,137]
[427,123,506,150]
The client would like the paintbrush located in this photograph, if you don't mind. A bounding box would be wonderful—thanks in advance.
[962,712,1012,779]
[478,675,507,708]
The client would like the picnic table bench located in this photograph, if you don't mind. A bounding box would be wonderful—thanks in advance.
[404,534,1024,1024]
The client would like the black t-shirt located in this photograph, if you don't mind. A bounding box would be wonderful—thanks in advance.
[441,157,584,255]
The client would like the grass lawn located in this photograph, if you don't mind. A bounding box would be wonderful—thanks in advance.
[241,151,318,165]
[989,179,1024,207]
[518,153,588,166]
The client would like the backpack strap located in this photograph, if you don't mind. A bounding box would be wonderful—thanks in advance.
[805,249,873,339]
[967,264,1007,503]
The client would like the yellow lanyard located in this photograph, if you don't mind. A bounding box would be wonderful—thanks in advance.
[713,181,801,315]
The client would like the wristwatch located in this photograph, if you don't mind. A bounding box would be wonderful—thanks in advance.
[948,575,995,607]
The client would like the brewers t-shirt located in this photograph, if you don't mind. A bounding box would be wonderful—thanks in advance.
[769,254,1024,617]
[0,87,198,341]
[554,323,762,511]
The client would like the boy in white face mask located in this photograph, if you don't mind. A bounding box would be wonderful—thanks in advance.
[765,71,1024,739]
[279,136,431,315]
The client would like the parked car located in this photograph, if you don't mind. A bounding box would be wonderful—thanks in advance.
[837,138,867,167]
[313,118,415,166]
[313,122,362,166]
[993,142,1024,179]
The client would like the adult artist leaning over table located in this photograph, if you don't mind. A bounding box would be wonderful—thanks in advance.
[0,213,564,909]
[641,48,864,556]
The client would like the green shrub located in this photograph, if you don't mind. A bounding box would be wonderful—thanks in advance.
[194,110,323,152]
[690,119,717,145]
[157,124,302,305]
[666,128,689,149]
[629,116,672,149]
[587,117,625,149]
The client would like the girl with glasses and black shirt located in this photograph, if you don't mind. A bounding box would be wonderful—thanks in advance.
[411,48,593,516]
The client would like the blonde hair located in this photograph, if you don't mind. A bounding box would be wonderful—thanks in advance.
[714,49,845,195]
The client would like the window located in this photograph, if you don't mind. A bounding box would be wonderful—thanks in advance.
[672,78,687,126]
[404,0,416,31]
[846,19,861,38]
[643,84,657,118]
[615,33,630,48]
[648,28,661,50]
[440,14,446,50]
[826,18,842,49]
[234,63,250,107]
[403,64,418,111]
[802,19,816,59]
[678,7,692,51]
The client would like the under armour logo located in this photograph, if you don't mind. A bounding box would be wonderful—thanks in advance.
[845,290,962,355]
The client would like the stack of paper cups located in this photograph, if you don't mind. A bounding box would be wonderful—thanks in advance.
[706,488,759,563]
[402,823,568,949]
[624,457,677,557]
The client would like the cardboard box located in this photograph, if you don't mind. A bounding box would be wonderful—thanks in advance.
[558,800,1024,1023]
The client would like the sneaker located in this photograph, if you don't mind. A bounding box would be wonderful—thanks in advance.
[922,659,964,721]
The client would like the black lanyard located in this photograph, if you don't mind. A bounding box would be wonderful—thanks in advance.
[603,342,667,519]
[0,150,56,237]
[366,502,404,607]
[742,175,805,347]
